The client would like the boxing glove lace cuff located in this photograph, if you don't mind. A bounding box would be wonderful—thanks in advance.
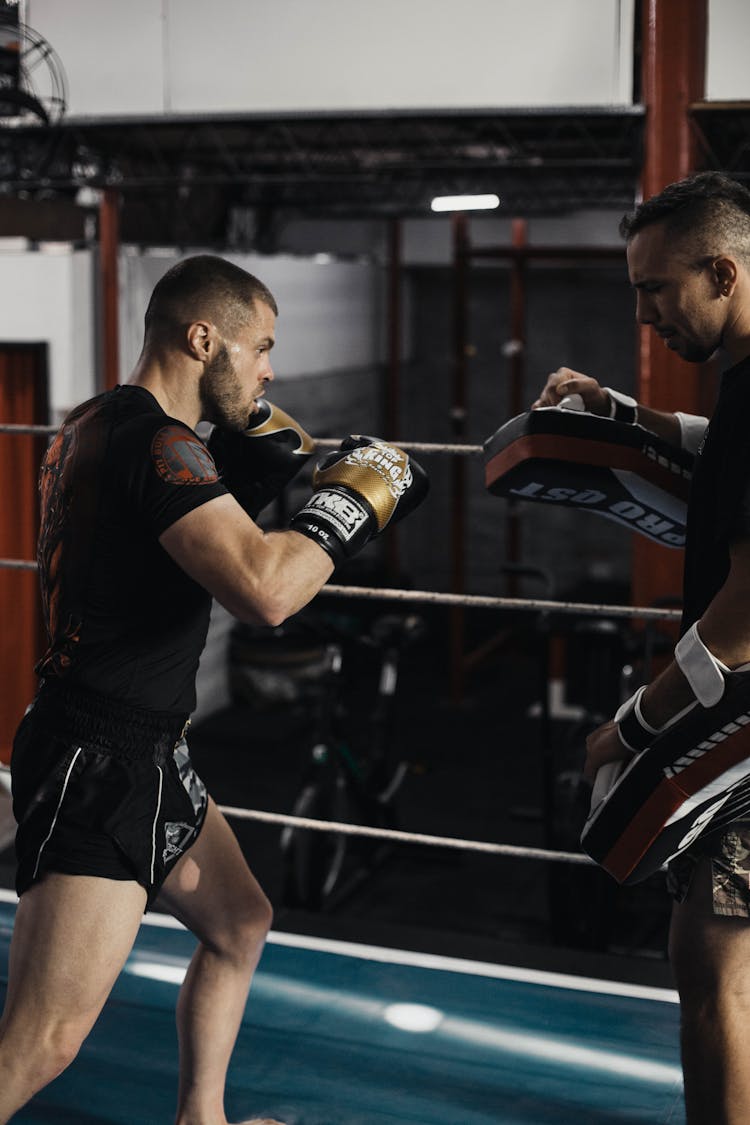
[604,387,638,426]
[674,622,729,708]
[290,485,373,566]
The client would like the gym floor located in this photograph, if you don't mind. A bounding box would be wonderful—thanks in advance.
[0,601,683,1123]
[0,895,684,1124]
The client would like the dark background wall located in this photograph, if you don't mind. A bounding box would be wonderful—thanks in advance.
[310,261,642,602]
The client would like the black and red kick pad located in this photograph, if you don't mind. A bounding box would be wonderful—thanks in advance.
[484,409,695,548]
[581,669,750,884]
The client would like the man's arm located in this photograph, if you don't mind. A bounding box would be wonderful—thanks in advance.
[160,492,333,627]
[531,366,685,447]
[585,537,750,780]
[160,434,429,628]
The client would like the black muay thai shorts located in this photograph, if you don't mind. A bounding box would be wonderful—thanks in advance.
[11,682,208,908]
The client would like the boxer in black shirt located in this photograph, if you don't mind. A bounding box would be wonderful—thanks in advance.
[0,255,428,1125]
[533,172,750,1125]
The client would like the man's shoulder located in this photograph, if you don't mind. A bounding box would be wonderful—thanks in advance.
[63,386,163,434]
[109,387,195,447]
[111,392,219,488]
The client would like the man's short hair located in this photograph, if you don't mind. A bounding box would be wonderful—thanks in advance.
[620,171,750,264]
[144,255,278,343]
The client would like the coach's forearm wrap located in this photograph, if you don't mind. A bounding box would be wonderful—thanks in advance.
[604,387,638,426]
[674,411,709,455]
[615,686,659,753]
[674,622,729,708]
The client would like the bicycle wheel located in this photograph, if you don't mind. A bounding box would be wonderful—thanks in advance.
[280,777,349,910]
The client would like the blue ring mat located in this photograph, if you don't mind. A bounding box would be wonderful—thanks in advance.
[0,893,685,1124]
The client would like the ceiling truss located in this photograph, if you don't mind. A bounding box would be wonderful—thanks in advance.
[0,107,646,244]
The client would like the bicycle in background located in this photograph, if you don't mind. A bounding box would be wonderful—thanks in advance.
[280,611,425,911]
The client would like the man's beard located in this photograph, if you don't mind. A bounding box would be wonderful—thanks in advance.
[199,344,251,430]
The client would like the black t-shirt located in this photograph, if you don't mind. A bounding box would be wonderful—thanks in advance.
[36,385,228,713]
[682,356,750,630]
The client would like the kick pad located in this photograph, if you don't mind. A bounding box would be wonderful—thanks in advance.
[581,669,750,884]
[484,409,695,547]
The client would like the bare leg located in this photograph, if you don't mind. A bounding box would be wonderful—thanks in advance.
[0,873,147,1123]
[157,798,281,1125]
[0,786,14,854]
[669,857,750,1124]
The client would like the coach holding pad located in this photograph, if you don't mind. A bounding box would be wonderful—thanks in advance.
[0,255,428,1124]
[533,172,750,1125]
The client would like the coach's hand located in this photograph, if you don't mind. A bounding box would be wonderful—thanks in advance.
[584,719,630,784]
[208,401,315,519]
[289,436,429,566]
[532,367,610,415]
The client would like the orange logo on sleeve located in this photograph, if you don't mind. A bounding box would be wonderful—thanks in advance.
[152,426,219,485]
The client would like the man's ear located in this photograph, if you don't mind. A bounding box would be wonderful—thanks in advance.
[186,320,215,361]
[713,256,738,298]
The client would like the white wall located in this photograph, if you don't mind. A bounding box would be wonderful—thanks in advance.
[706,0,750,100]
[0,241,381,417]
[0,244,95,418]
[28,0,750,114]
[119,248,383,381]
[28,0,634,116]
[0,224,627,420]
[0,239,384,413]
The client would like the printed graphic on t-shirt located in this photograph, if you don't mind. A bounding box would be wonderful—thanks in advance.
[37,421,86,676]
[151,426,219,485]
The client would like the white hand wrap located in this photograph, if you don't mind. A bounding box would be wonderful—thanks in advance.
[615,682,698,753]
[674,622,729,708]
[604,387,638,425]
[674,411,709,455]
[615,685,659,753]
[557,393,585,412]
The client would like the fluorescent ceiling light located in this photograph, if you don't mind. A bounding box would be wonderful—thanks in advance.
[431,194,500,212]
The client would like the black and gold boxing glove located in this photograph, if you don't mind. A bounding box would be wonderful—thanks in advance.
[208,400,315,520]
[289,436,429,566]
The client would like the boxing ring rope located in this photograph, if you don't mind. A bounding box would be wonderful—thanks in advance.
[0,422,484,456]
[0,424,59,436]
[0,759,594,867]
[0,558,682,622]
[0,420,680,874]
[0,552,673,872]
[215,805,596,866]
[0,418,685,627]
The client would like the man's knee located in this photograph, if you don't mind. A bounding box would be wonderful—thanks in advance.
[0,1018,85,1094]
[210,888,273,964]
[38,1026,85,1086]
[235,887,273,950]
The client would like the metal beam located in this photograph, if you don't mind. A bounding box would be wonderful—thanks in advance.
[632,0,709,615]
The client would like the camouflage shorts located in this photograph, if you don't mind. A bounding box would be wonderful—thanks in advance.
[667,819,750,917]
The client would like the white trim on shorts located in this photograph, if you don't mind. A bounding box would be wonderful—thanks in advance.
[150,765,164,886]
[32,746,83,880]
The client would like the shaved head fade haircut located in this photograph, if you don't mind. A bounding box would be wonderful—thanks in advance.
[620,172,750,266]
[144,255,278,345]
